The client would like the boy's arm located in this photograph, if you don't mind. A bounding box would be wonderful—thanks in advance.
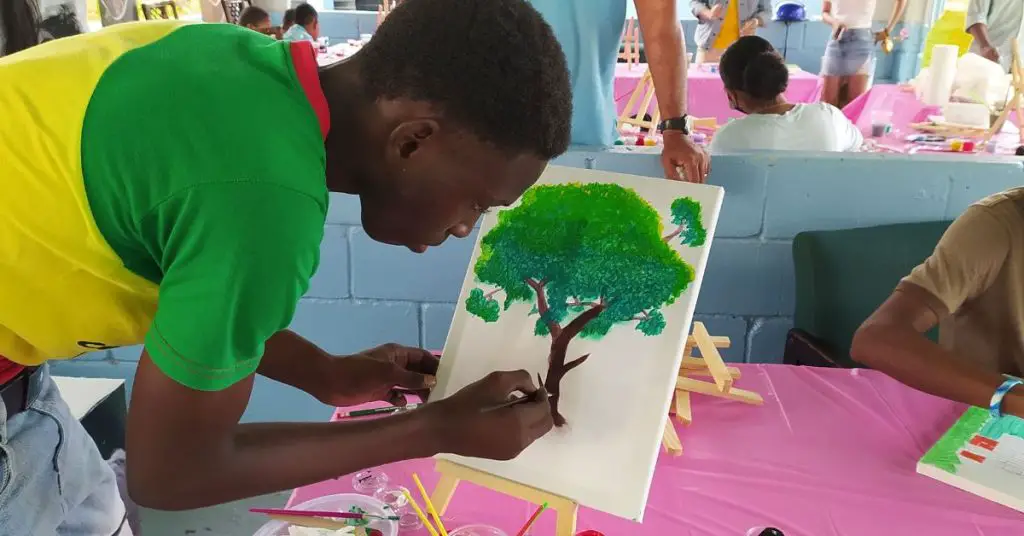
[691,0,715,22]
[126,184,550,508]
[966,0,994,50]
[851,205,1021,416]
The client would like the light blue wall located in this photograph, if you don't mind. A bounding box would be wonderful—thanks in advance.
[51,149,1024,422]
[290,10,926,83]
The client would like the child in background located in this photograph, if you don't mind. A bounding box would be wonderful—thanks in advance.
[282,8,296,33]
[238,6,272,35]
[820,0,906,107]
[282,2,319,43]
[709,36,863,153]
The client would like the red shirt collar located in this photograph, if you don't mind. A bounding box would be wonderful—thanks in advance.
[288,41,331,140]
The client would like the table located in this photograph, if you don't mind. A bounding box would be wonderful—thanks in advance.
[287,365,1024,535]
[54,376,126,460]
[614,63,823,125]
[844,85,1023,155]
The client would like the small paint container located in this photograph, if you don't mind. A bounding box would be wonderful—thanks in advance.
[352,468,388,495]
[449,524,508,536]
[373,487,423,530]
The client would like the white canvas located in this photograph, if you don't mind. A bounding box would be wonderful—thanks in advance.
[431,165,724,521]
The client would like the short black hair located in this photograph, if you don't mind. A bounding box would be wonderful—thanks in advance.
[238,6,269,28]
[719,36,789,102]
[293,3,318,26]
[283,8,296,27]
[357,0,571,160]
[1,0,40,56]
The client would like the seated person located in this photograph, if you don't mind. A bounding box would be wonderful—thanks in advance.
[282,8,296,33]
[852,188,1024,419]
[692,0,769,64]
[709,36,863,153]
[282,2,318,43]
[238,6,272,34]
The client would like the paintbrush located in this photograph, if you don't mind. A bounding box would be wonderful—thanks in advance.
[250,507,400,521]
[480,375,552,414]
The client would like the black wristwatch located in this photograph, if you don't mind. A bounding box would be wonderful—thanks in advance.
[658,115,690,135]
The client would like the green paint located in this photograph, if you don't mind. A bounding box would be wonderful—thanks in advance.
[980,413,1024,440]
[463,182,703,424]
[345,506,370,527]
[466,183,698,340]
[920,407,993,474]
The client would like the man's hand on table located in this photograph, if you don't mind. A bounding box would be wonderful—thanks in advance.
[425,370,553,460]
[662,130,710,183]
[312,343,439,407]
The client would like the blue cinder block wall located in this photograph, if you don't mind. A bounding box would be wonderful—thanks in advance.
[51,149,1024,422]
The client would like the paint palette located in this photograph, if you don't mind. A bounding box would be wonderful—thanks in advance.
[253,494,399,536]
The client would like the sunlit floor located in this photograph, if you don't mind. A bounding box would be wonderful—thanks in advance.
[137,492,289,536]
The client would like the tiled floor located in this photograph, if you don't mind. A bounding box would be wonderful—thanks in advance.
[138,492,290,536]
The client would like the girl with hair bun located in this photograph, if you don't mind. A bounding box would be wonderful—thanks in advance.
[709,36,863,153]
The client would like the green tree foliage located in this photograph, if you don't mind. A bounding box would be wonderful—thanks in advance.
[463,182,702,425]
[665,197,707,247]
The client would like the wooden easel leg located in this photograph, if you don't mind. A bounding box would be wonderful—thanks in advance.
[430,472,461,515]
[555,501,579,536]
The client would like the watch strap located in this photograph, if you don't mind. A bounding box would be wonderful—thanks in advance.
[658,116,690,134]
[990,377,1023,418]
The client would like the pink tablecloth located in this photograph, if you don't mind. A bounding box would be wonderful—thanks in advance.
[844,85,1023,155]
[287,365,1024,536]
[614,63,823,124]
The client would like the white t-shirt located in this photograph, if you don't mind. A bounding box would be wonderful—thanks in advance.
[709,103,864,154]
[830,0,876,30]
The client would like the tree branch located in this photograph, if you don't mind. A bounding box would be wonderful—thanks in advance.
[663,223,684,243]
[561,303,606,342]
[525,278,561,339]
[567,299,601,309]
[564,354,590,373]
[631,310,652,322]
[484,288,502,300]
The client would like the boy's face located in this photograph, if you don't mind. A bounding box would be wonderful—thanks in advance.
[247,18,272,33]
[307,18,320,39]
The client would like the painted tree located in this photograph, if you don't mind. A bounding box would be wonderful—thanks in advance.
[464,183,707,425]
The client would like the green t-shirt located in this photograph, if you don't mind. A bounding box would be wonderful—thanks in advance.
[74,23,330,390]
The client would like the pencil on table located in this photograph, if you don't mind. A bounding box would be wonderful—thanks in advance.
[401,487,440,536]
[412,473,450,536]
[515,502,548,536]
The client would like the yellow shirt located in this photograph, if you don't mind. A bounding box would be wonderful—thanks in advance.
[712,0,741,51]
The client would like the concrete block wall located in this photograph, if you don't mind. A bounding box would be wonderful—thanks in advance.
[51,149,1024,422]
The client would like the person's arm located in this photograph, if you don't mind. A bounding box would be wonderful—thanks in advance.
[750,0,771,26]
[821,0,840,27]
[966,0,995,52]
[256,329,332,394]
[127,184,551,509]
[882,0,907,34]
[851,205,1023,417]
[691,0,715,22]
[634,0,687,120]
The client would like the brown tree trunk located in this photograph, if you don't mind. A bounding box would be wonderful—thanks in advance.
[542,304,605,426]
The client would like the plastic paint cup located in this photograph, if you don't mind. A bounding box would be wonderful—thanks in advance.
[352,469,389,495]
[870,110,893,138]
[449,525,508,536]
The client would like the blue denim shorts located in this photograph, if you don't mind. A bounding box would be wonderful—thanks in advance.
[821,28,876,77]
[0,366,132,535]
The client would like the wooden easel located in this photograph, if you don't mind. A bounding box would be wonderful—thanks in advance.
[661,322,764,455]
[431,458,580,536]
[619,18,641,69]
[984,39,1024,147]
[377,0,393,27]
[617,69,660,133]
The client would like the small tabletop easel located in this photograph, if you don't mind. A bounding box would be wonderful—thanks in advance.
[431,459,580,536]
[984,39,1024,148]
[617,69,660,133]
[619,18,640,69]
[661,322,764,455]
[376,0,393,27]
